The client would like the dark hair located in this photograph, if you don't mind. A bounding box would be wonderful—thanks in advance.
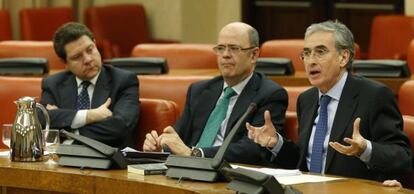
[53,22,95,62]
[305,20,355,70]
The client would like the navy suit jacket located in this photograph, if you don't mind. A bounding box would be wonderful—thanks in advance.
[175,72,289,165]
[40,65,140,148]
[278,73,412,180]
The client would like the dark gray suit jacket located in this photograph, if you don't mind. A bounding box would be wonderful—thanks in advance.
[40,65,140,148]
[175,72,289,165]
[278,73,412,180]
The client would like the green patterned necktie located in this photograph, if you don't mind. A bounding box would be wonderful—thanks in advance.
[197,87,236,147]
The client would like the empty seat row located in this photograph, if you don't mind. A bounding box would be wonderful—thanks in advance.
[0,4,177,59]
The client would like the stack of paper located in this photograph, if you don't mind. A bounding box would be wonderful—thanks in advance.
[230,164,345,185]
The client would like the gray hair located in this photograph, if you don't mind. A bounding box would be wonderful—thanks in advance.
[305,20,355,69]
[247,26,260,48]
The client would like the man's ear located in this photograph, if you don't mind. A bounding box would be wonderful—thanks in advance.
[252,47,260,59]
[339,49,350,68]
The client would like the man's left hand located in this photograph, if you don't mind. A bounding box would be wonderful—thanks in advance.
[329,118,367,156]
[46,104,58,110]
[158,126,191,156]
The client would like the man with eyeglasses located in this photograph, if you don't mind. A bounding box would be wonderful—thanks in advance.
[142,22,291,166]
[247,20,411,181]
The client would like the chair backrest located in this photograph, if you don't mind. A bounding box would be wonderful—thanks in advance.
[402,115,414,189]
[85,4,150,57]
[20,7,73,40]
[260,39,305,72]
[0,76,42,148]
[398,80,414,116]
[132,43,218,69]
[0,41,65,71]
[260,39,361,72]
[407,39,414,73]
[403,115,414,155]
[0,10,12,41]
[284,86,310,112]
[136,98,178,149]
[138,76,211,117]
[368,15,414,60]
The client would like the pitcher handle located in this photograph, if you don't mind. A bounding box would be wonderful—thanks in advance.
[36,103,50,130]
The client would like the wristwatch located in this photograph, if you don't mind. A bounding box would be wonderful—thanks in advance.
[190,147,203,157]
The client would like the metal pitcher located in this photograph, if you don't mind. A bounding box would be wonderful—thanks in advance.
[11,96,50,162]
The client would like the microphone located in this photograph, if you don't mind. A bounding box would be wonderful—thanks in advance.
[165,102,257,182]
[60,130,117,157]
[57,130,127,169]
[212,103,256,168]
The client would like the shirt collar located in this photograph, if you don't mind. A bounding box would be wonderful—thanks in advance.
[75,69,101,88]
[318,71,348,101]
[223,73,253,95]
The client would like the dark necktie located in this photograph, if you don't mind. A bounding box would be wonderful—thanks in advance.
[76,81,91,110]
[310,95,332,173]
[197,87,236,147]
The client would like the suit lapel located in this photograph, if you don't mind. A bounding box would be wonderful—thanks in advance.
[325,74,359,171]
[298,88,319,169]
[191,79,223,145]
[224,73,259,136]
[91,67,111,108]
[59,75,77,109]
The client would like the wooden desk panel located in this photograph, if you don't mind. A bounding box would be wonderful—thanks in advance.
[0,155,412,194]
[0,155,230,194]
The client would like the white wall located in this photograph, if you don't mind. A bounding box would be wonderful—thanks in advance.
[405,0,414,16]
[92,0,241,43]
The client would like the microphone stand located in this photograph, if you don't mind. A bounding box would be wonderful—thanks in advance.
[164,103,257,182]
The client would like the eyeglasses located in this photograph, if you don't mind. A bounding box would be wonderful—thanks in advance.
[213,45,256,55]
[300,47,330,61]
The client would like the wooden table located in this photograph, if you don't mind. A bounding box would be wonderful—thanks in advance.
[0,154,412,194]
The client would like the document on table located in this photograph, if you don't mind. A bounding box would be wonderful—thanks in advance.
[0,150,9,157]
[276,174,345,185]
[231,164,345,185]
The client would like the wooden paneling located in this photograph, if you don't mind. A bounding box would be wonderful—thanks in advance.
[243,0,404,53]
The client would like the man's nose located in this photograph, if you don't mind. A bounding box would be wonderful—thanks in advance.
[83,54,92,64]
[222,47,231,57]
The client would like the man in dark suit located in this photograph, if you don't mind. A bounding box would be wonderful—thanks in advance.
[143,22,288,165]
[247,20,412,180]
[40,22,139,149]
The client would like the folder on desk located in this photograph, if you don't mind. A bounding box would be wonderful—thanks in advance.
[122,151,169,164]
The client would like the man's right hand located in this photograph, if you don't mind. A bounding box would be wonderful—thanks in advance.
[246,110,278,148]
[143,130,162,152]
[86,98,112,124]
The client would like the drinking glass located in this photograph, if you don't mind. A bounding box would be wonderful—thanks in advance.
[2,124,12,149]
[42,129,60,163]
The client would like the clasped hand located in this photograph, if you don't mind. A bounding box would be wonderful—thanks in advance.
[143,126,191,156]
